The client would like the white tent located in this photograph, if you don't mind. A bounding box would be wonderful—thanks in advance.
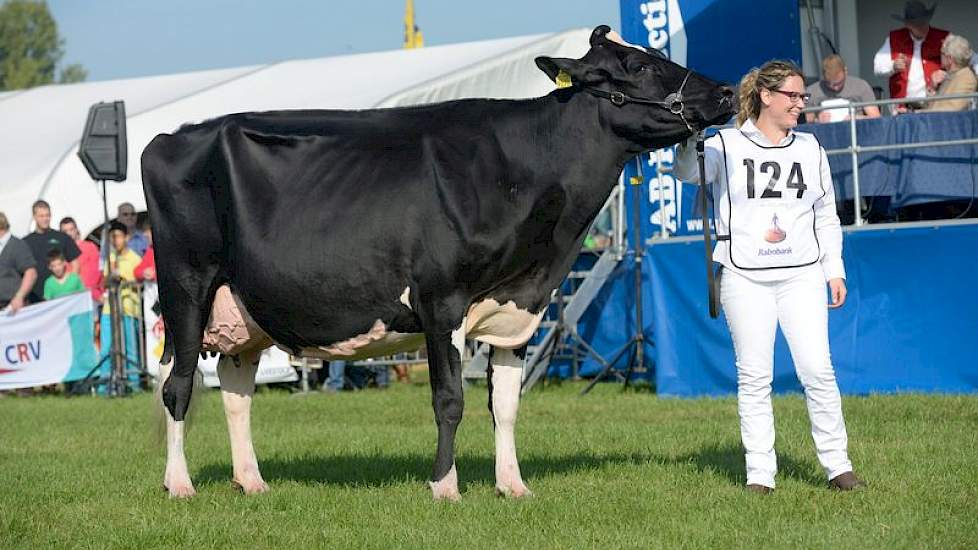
[0,28,591,237]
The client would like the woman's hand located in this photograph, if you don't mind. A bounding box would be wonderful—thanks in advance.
[828,278,847,308]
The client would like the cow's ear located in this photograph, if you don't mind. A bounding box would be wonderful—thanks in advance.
[590,25,612,46]
[535,56,600,86]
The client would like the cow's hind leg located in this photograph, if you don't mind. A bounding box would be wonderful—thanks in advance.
[217,349,268,495]
[488,345,532,497]
[160,357,195,498]
[426,319,466,501]
[160,265,219,422]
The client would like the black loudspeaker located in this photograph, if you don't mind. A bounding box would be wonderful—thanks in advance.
[78,100,127,181]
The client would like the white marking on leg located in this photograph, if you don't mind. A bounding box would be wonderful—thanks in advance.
[491,347,531,498]
[428,464,460,502]
[160,360,195,498]
[218,351,268,495]
[451,317,466,358]
[399,286,412,310]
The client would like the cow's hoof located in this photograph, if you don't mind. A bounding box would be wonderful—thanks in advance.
[163,470,196,498]
[495,481,533,499]
[164,482,196,499]
[428,465,461,502]
[232,477,270,495]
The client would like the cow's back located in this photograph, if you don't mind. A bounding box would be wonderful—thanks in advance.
[142,99,574,352]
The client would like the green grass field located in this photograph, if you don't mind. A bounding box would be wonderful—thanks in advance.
[1,381,976,549]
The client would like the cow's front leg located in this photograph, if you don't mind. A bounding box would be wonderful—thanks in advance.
[217,350,268,495]
[426,320,466,501]
[489,346,532,497]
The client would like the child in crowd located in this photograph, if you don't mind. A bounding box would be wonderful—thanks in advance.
[43,249,84,300]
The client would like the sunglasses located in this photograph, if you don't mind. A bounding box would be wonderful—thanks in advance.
[770,89,812,104]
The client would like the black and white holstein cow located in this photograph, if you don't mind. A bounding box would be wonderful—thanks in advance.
[142,26,735,500]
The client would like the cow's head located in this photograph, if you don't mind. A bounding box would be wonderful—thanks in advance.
[536,26,736,149]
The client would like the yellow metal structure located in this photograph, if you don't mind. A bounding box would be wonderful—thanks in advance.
[403,0,424,49]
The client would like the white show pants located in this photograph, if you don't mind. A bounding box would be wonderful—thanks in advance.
[720,267,852,488]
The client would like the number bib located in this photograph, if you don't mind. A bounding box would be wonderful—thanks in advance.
[716,129,824,270]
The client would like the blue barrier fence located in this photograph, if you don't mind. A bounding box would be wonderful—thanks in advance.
[570,221,978,395]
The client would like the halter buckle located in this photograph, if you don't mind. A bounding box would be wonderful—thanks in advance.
[610,92,626,106]
[664,92,684,115]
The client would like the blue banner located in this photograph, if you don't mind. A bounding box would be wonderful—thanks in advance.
[647,222,978,396]
[619,0,803,238]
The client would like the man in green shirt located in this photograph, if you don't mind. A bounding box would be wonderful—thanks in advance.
[43,249,85,300]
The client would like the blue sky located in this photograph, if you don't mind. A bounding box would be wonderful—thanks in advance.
[48,1,621,82]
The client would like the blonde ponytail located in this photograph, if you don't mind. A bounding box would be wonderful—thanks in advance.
[736,69,760,127]
[735,60,805,127]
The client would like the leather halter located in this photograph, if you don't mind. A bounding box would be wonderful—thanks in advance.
[584,70,695,133]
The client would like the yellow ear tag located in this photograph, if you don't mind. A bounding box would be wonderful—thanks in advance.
[555,69,573,89]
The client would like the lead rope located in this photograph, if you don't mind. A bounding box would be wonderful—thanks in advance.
[696,133,719,319]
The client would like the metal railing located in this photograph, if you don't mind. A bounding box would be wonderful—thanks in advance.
[801,92,978,226]
[645,91,978,236]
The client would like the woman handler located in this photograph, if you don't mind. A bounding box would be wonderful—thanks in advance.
[673,60,865,493]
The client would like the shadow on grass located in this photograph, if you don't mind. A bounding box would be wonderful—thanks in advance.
[661,442,825,487]
[194,451,650,489]
[194,445,823,490]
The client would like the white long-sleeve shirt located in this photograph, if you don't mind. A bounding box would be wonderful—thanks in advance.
[673,119,846,283]
[874,35,928,99]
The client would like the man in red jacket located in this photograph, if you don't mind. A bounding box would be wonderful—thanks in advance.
[873,1,947,111]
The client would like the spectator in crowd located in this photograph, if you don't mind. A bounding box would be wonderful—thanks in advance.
[97,221,142,389]
[361,360,390,389]
[0,212,37,315]
[133,219,155,283]
[872,2,978,111]
[393,362,410,383]
[43,249,85,300]
[116,203,147,256]
[23,200,80,303]
[322,360,347,393]
[59,217,103,304]
[321,360,389,393]
[920,34,978,112]
[874,2,948,110]
[806,55,882,123]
